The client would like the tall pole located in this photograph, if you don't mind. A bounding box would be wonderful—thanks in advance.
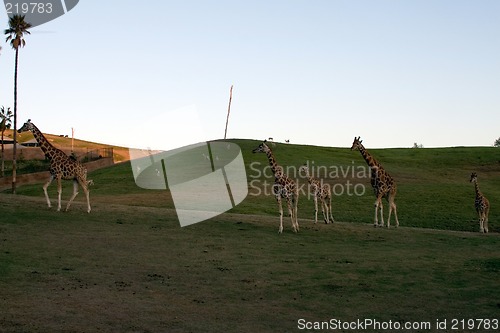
[11,48,19,194]
[224,85,233,140]
[71,127,74,152]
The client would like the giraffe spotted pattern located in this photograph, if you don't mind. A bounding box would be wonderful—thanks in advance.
[18,119,92,213]
[252,141,299,234]
[351,136,399,227]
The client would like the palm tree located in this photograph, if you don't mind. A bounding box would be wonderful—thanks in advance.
[495,137,500,147]
[0,106,13,177]
[4,15,32,193]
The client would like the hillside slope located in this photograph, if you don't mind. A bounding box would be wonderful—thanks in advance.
[3,128,131,162]
[234,139,500,232]
[11,139,500,232]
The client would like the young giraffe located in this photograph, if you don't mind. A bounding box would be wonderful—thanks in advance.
[252,141,299,233]
[470,172,490,233]
[299,164,334,224]
[351,137,399,227]
[18,120,92,213]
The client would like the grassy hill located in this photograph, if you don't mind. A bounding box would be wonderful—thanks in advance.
[229,139,500,232]
[1,139,499,332]
[2,128,131,163]
[14,138,498,232]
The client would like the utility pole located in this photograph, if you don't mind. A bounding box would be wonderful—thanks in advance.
[224,85,233,140]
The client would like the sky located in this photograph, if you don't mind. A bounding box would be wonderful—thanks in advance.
[0,0,499,150]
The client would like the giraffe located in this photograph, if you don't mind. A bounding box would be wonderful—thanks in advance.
[470,172,490,233]
[252,141,299,233]
[351,136,399,227]
[299,164,334,224]
[18,120,92,213]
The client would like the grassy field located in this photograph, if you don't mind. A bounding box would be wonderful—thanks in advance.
[233,139,500,232]
[1,139,499,332]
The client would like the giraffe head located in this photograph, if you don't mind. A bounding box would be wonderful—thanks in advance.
[18,119,34,133]
[470,172,478,183]
[350,136,363,151]
[298,164,310,177]
[252,140,271,154]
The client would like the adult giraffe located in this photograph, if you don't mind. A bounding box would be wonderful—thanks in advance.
[252,141,299,233]
[351,136,399,227]
[470,172,490,233]
[18,120,92,213]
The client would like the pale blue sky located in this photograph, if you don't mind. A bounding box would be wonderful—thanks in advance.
[1,0,499,150]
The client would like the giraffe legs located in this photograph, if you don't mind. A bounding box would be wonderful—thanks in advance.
[374,193,399,228]
[276,195,284,234]
[484,207,489,233]
[313,195,319,223]
[328,195,335,223]
[56,176,63,212]
[39,176,92,213]
[42,175,55,208]
[293,189,299,232]
[379,201,385,227]
[387,193,399,228]
[65,178,91,213]
[278,192,299,233]
[273,183,298,234]
[286,198,298,233]
[321,193,335,224]
[319,197,331,224]
[83,183,91,213]
[478,209,489,233]
[319,198,328,224]
[374,198,384,227]
[387,201,399,228]
[66,179,79,212]
[292,187,299,232]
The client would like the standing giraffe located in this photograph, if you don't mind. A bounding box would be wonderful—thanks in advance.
[470,172,489,233]
[299,164,334,224]
[18,120,92,213]
[252,141,299,233]
[351,137,399,227]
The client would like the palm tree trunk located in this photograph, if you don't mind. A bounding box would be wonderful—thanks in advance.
[1,129,5,177]
[12,48,18,194]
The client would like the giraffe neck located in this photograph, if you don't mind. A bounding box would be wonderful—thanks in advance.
[29,123,61,160]
[474,181,483,198]
[358,144,379,169]
[303,170,315,183]
[265,149,280,174]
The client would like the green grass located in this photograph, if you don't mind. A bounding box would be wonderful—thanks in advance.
[8,140,500,231]
[231,140,500,232]
[1,140,499,332]
[0,196,499,332]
